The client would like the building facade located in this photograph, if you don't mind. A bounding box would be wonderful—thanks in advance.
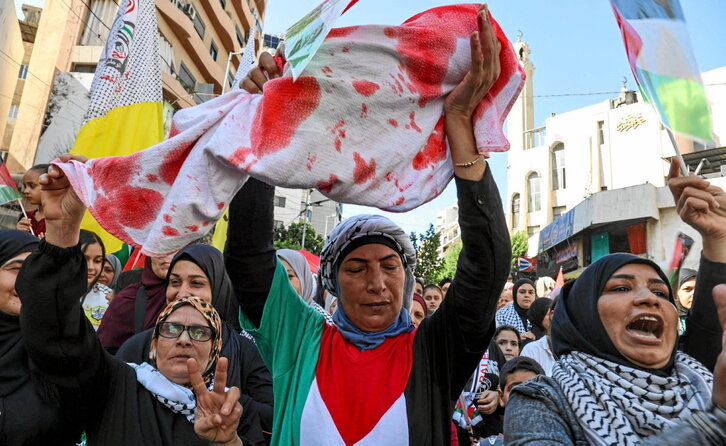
[435,204,460,258]
[3,0,266,173]
[506,39,726,276]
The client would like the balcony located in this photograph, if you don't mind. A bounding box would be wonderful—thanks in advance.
[231,0,255,35]
[197,0,239,54]
[156,0,225,93]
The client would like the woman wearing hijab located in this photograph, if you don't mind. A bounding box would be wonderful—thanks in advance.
[277,249,316,303]
[98,253,173,353]
[676,267,697,333]
[504,159,726,445]
[99,253,122,289]
[495,278,536,339]
[226,12,510,443]
[117,244,273,441]
[526,297,552,341]
[521,295,557,375]
[16,194,265,445]
[0,230,85,445]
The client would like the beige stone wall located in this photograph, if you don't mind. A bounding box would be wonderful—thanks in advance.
[0,0,24,154]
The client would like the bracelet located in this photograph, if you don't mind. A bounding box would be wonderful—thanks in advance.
[454,155,482,168]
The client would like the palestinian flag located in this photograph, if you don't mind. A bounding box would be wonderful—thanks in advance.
[611,0,713,143]
[0,160,22,205]
[667,231,694,290]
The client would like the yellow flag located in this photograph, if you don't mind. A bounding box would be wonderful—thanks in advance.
[71,0,163,253]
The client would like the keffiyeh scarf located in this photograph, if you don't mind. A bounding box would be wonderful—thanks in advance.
[552,351,713,446]
[56,4,525,256]
[129,362,200,423]
[494,303,528,333]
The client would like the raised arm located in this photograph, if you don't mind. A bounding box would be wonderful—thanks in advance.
[17,154,110,392]
[437,4,510,352]
[224,177,277,328]
[668,157,726,369]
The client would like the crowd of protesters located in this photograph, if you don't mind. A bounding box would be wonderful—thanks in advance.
[0,5,724,446]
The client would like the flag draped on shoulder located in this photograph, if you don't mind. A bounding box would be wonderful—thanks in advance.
[72,0,164,253]
[610,0,713,143]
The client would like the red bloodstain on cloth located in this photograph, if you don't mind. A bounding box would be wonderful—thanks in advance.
[412,117,447,170]
[352,152,376,184]
[250,77,322,157]
[327,26,360,39]
[162,226,180,237]
[329,120,347,152]
[317,174,339,194]
[360,103,368,118]
[384,5,478,107]
[388,119,398,128]
[160,140,196,185]
[230,147,254,167]
[408,112,422,133]
[352,80,380,97]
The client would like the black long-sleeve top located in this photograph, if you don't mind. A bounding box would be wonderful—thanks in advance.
[224,170,510,445]
[17,240,264,446]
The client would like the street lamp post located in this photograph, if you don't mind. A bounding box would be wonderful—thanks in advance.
[222,50,245,94]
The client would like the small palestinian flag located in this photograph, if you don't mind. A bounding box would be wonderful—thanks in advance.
[0,160,22,206]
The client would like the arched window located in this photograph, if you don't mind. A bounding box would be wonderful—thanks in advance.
[528,173,541,212]
[511,194,520,229]
[551,143,566,190]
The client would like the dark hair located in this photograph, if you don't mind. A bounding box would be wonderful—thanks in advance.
[79,229,106,292]
[415,277,425,287]
[438,277,452,288]
[27,164,50,174]
[499,356,545,390]
[494,325,522,348]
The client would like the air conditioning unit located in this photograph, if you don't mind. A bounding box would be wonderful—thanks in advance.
[170,0,184,10]
[183,4,197,21]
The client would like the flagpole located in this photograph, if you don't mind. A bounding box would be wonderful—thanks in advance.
[16,199,35,236]
[666,128,691,177]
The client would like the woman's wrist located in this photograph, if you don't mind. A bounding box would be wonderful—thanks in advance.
[44,220,82,248]
[445,114,486,182]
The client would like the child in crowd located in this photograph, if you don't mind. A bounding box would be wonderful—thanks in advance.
[16,164,49,238]
[422,283,445,314]
[498,357,545,408]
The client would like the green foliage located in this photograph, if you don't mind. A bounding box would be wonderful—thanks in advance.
[511,230,528,266]
[273,221,324,255]
[411,223,444,283]
[436,239,462,283]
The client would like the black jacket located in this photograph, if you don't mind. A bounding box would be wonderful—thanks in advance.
[17,240,265,446]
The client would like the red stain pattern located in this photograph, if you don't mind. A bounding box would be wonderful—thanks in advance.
[186,225,199,232]
[360,103,369,118]
[388,119,398,128]
[352,152,376,184]
[408,112,422,133]
[317,174,339,194]
[352,80,380,97]
[412,117,447,170]
[383,5,479,107]
[329,120,347,152]
[162,226,180,237]
[327,26,360,39]
[250,77,322,158]
[306,154,317,171]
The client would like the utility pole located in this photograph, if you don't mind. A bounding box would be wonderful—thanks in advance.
[300,189,312,250]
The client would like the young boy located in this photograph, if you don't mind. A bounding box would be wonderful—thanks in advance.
[498,357,545,408]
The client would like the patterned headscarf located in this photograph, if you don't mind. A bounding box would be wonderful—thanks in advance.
[319,214,416,310]
[149,296,222,386]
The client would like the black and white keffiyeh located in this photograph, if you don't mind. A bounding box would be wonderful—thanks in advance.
[129,362,200,423]
[552,351,713,446]
[495,303,528,333]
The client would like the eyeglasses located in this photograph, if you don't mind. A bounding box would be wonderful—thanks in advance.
[158,322,214,342]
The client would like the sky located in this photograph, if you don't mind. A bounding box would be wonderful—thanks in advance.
[12,0,726,235]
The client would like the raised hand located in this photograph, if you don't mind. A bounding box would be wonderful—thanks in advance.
[39,154,88,248]
[711,284,726,409]
[444,4,501,119]
[188,357,243,446]
[239,44,285,94]
[668,157,726,262]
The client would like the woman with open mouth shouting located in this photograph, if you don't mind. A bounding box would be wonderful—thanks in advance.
[504,157,726,445]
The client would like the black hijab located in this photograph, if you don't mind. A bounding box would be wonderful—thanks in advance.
[551,253,676,374]
[166,244,241,331]
[676,267,697,318]
[527,297,552,340]
[0,230,39,396]
[512,278,535,329]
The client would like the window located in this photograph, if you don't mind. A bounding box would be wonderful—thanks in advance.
[210,41,218,61]
[273,219,283,227]
[18,65,28,79]
[511,193,520,230]
[219,0,226,8]
[8,104,19,119]
[597,120,605,145]
[273,195,286,207]
[263,34,283,50]
[192,12,206,39]
[72,63,97,73]
[527,226,540,238]
[551,143,566,190]
[236,26,245,48]
[552,206,566,219]
[527,173,541,212]
[178,63,196,93]
[228,69,235,88]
